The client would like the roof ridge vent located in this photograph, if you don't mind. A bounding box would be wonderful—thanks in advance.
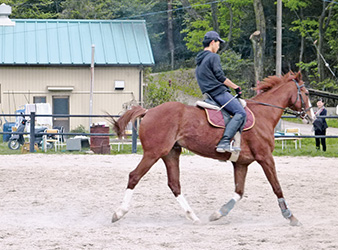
[0,3,15,26]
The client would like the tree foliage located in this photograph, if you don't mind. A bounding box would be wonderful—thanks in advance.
[59,0,155,19]
[181,0,253,53]
[3,0,61,18]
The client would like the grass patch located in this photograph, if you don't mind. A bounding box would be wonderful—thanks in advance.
[0,141,200,156]
[109,143,143,155]
[0,141,91,155]
[0,141,23,155]
[0,136,336,157]
[273,138,338,157]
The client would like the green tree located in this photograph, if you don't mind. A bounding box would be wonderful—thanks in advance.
[3,0,62,18]
[250,0,266,85]
[59,0,155,19]
[181,0,253,53]
[220,50,254,97]
[284,0,338,84]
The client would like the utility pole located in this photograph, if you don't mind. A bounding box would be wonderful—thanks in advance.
[275,0,283,132]
[276,0,282,76]
[89,44,95,128]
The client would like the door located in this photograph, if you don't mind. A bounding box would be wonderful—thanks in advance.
[52,96,70,132]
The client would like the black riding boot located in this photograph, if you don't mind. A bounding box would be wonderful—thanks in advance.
[216,113,245,153]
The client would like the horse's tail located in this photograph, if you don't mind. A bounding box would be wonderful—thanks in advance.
[110,106,147,139]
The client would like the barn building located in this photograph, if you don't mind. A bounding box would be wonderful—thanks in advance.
[0,4,154,132]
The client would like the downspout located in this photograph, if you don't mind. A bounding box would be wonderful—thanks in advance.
[139,66,143,106]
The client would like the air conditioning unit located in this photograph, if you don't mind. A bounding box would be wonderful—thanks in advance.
[115,80,125,90]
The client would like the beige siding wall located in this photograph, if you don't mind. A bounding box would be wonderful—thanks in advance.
[0,66,143,130]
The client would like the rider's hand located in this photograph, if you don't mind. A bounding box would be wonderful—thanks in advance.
[235,87,242,99]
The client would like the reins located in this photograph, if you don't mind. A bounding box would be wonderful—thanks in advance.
[246,79,312,118]
[247,99,298,116]
[246,99,285,111]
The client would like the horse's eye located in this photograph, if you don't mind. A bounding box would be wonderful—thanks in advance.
[305,93,309,96]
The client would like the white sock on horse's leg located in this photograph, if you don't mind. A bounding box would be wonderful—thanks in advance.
[112,188,134,222]
[121,188,133,209]
[232,192,241,202]
[176,194,201,223]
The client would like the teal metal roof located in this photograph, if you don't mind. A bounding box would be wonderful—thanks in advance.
[0,19,154,66]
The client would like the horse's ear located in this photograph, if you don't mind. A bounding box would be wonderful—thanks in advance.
[295,71,302,82]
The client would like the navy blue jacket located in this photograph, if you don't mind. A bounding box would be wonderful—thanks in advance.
[314,108,328,132]
[195,50,229,96]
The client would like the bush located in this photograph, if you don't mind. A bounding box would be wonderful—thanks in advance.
[70,125,88,135]
[143,75,178,108]
[143,69,202,108]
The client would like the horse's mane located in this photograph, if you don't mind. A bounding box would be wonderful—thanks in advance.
[255,71,301,93]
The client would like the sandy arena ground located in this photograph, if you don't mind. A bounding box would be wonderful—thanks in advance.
[0,154,337,250]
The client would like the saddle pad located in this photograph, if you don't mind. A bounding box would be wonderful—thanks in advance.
[205,106,255,131]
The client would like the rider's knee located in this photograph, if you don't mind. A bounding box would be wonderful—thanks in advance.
[234,111,246,121]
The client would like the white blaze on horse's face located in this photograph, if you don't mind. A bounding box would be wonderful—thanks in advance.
[301,98,314,124]
[298,84,314,124]
[302,87,315,123]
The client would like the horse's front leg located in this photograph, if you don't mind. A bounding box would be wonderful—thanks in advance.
[257,156,301,226]
[210,162,247,221]
[112,155,158,223]
[162,147,201,224]
[112,188,133,222]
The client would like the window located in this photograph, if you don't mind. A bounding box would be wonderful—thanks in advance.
[33,96,46,103]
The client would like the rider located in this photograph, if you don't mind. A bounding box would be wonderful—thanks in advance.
[195,31,246,153]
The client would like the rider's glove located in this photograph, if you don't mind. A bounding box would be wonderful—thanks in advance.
[235,87,242,99]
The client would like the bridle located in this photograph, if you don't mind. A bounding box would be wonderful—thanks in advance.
[289,79,313,119]
[247,79,313,120]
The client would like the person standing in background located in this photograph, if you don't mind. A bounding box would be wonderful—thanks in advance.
[313,99,328,151]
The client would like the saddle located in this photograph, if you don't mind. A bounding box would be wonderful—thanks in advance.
[195,98,255,162]
[195,99,255,131]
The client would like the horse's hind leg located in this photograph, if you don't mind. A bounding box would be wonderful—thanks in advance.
[256,156,300,226]
[112,154,158,223]
[210,162,247,221]
[162,145,201,224]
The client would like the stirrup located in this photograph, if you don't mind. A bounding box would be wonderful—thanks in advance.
[216,140,241,153]
[231,142,241,152]
[229,140,241,152]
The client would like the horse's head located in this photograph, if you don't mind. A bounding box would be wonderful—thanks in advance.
[287,72,314,124]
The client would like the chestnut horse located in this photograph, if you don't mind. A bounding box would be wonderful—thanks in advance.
[111,72,313,226]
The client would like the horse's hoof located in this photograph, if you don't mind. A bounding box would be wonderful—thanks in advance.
[209,211,222,221]
[112,212,120,223]
[185,211,201,224]
[289,215,302,226]
[112,208,128,223]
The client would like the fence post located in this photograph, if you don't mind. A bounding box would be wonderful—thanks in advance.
[29,112,36,153]
[132,120,137,153]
